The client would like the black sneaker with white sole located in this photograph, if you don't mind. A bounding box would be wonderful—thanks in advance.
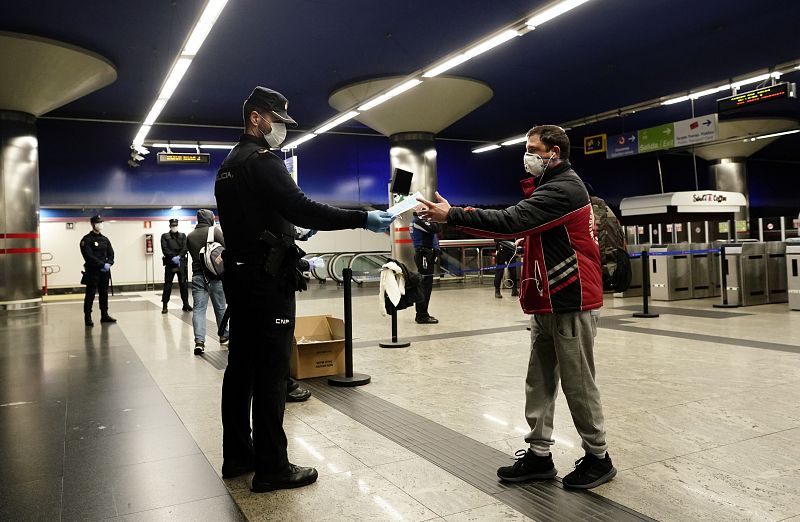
[497,449,557,482]
[562,452,617,489]
[194,341,205,355]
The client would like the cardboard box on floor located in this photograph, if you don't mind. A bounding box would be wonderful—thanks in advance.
[291,315,345,379]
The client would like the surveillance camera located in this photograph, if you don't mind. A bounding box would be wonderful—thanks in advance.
[131,144,150,155]
[132,153,145,162]
[127,159,140,168]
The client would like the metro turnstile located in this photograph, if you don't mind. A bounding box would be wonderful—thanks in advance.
[766,241,787,304]
[649,244,692,301]
[719,243,768,306]
[619,244,647,297]
[787,244,800,311]
[689,243,717,299]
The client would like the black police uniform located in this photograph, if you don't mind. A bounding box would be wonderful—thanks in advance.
[80,230,114,322]
[215,133,367,477]
[410,214,441,322]
[161,228,190,308]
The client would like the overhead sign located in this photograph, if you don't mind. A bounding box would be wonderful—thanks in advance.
[606,132,638,159]
[673,114,718,147]
[638,123,674,153]
[156,152,211,165]
[583,134,606,155]
[717,82,795,113]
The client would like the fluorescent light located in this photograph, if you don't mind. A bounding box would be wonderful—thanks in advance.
[152,143,197,148]
[690,84,730,99]
[746,129,800,141]
[501,136,528,146]
[472,144,501,153]
[730,72,781,89]
[423,55,472,78]
[661,95,690,105]
[171,206,182,210]
[527,0,593,29]
[133,125,152,147]
[358,79,422,110]
[159,57,193,100]
[281,133,318,150]
[200,143,235,149]
[143,99,168,126]
[315,111,360,134]
[182,0,228,56]
[464,29,519,58]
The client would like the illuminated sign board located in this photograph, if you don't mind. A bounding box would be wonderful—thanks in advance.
[583,134,606,155]
[717,82,795,112]
[156,152,211,165]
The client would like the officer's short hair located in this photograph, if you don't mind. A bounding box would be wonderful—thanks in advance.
[527,125,570,160]
[242,102,268,127]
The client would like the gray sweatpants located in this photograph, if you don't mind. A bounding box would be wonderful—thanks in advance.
[524,310,608,457]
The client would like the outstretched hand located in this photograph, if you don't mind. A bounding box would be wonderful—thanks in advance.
[416,192,451,223]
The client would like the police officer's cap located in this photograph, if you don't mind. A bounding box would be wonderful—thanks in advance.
[245,87,297,127]
[169,218,179,226]
[90,215,103,224]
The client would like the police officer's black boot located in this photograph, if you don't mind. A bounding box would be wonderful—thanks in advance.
[100,313,117,323]
[162,302,168,314]
[182,302,193,312]
[511,286,519,297]
[84,313,94,327]
[495,288,502,299]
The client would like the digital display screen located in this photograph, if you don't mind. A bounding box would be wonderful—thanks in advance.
[717,83,794,112]
[156,152,211,165]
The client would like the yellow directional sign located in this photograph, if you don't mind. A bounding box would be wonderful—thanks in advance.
[583,134,606,155]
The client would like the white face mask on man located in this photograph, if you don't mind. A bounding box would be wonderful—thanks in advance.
[523,151,556,178]
[258,114,287,148]
[170,226,178,233]
[93,223,104,232]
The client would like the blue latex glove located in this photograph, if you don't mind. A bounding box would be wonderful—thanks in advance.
[101,263,111,272]
[308,256,325,270]
[171,256,181,265]
[296,227,317,241]
[365,210,394,233]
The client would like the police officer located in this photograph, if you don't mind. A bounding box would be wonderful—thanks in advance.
[411,212,440,324]
[80,215,117,327]
[160,218,192,313]
[214,86,393,493]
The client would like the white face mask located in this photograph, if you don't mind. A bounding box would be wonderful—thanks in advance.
[170,226,178,233]
[94,223,104,231]
[523,151,556,178]
[259,115,287,148]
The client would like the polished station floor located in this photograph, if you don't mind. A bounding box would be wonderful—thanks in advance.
[2,282,800,521]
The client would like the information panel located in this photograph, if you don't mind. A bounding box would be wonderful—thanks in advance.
[156,152,211,165]
[583,134,606,155]
[717,82,795,112]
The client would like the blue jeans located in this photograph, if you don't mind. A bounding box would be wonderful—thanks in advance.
[192,273,228,343]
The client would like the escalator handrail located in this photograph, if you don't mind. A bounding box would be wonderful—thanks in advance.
[348,251,391,284]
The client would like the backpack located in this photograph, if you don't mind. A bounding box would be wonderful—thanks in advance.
[591,196,631,292]
[200,226,225,278]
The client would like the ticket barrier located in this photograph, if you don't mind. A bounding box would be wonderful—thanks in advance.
[689,243,718,299]
[619,244,647,298]
[786,243,800,311]
[719,243,768,306]
[649,244,692,301]
[766,241,787,304]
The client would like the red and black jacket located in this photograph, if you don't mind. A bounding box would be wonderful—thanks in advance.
[447,161,603,315]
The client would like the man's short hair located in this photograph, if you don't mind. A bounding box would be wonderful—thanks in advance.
[527,125,570,160]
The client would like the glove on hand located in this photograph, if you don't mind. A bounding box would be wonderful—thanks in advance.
[308,256,325,270]
[365,211,394,233]
[172,256,181,265]
[101,263,111,272]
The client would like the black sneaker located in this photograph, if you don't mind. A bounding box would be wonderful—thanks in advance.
[497,449,557,482]
[162,303,168,314]
[562,452,616,489]
[84,315,94,327]
[194,341,205,355]
[415,315,439,324]
[511,288,519,297]
[221,459,254,479]
[251,463,318,493]
[219,335,229,344]
[495,289,502,299]
[182,304,193,312]
[100,315,117,323]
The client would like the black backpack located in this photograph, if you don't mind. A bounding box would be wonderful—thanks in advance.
[384,259,424,313]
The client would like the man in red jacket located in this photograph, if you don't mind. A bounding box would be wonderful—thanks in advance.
[418,125,615,490]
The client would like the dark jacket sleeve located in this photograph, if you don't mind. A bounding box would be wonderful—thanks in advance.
[253,156,367,230]
[107,239,114,265]
[161,233,172,257]
[447,183,579,238]
[80,238,104,268]
[179,234,188,257]
[214,227,225,248]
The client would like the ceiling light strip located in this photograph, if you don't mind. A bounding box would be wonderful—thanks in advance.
[130,0,229,148]
[527,0,593,29]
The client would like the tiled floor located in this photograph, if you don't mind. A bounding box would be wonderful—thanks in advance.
[2,282,800,521]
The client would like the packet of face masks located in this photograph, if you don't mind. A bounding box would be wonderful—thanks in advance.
[387,191,423,218]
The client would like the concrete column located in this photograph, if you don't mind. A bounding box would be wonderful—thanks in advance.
[0,111,41,310]
[389,132,437,270]
[709,157,748,224]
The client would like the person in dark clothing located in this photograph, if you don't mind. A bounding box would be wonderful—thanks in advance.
[80,215,116,327]
[186,210,228,354]
[161,218,192,313]
[418,125,615,491]
[410,212,440,324]
[493,239,520,299]
[214,86,393,493]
